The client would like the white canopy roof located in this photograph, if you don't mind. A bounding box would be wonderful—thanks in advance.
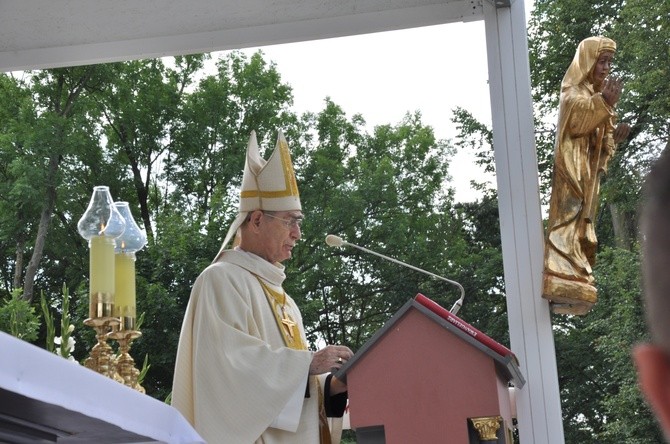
[1,0,503,72]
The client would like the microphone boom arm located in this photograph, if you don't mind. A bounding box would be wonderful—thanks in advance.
[327,235,465,314]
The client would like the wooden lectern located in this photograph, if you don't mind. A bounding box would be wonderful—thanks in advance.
[335,294,525,444]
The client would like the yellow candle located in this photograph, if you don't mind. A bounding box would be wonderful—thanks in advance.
[89,235,115,318]
[114,252,136,324]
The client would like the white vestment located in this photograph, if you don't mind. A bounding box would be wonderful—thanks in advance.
[172,248,323,443]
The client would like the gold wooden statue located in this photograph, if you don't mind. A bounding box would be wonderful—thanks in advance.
[542,36,630,315]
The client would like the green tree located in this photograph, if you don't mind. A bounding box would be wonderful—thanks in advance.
[165,51,295,221]
[95,56,207,239]
[0,67,111,307]
[591,247,661,442]
[0,290,40,340]
[551,246,662,443]
[449,108,511,342]
[21,67,106,303]
[289,101,465,349]
[0,73,37,294]
[0,49,504,404]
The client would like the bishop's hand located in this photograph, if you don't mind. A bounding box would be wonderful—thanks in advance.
[309,344,353,375]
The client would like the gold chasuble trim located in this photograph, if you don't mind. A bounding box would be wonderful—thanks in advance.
[257,278,332,444]
[257,278,307,351]
[318,383,332,444]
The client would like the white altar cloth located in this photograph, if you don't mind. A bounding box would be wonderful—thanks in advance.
[0,331,205,443]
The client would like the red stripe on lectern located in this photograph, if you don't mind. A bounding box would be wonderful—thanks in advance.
[414,293,514,359]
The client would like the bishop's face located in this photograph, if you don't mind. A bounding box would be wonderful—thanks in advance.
[257,210,303,263]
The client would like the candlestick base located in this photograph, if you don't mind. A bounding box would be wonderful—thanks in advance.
[109,329,145,393]
[83,317,124,383]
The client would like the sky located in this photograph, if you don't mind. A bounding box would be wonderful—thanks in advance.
[213,20,496,202]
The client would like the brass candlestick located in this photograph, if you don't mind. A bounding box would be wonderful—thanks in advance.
[109,328,144,393]
[83,316,123,383]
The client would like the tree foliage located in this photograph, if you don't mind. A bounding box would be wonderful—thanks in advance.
[0,290,41,341]
[287,103,463,347]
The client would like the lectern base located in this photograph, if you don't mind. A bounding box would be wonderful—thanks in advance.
[356,425,386,444]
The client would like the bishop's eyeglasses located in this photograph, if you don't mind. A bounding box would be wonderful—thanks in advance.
[263,212,304,229]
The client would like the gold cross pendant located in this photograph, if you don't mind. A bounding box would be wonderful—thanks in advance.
[281,307,296,339]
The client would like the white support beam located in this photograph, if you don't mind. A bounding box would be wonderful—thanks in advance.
[483,0,565,443]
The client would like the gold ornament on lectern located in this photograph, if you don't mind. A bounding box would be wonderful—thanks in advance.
[470,416,502,441]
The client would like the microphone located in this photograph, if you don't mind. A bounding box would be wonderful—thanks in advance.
[325,234,465,315]
[325,234,344,247]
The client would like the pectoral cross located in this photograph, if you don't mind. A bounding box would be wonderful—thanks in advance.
[281,307,296,339]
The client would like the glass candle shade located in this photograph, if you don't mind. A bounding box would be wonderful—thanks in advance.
[77,186,126,319]
[77,186,126,239]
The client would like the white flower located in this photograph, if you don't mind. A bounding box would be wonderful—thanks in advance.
[54,336,76,357]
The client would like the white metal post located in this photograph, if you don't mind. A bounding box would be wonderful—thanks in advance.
[483,0,565,442]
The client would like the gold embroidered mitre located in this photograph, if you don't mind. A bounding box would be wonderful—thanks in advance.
[215,130,301,259]
[240,130,301,212]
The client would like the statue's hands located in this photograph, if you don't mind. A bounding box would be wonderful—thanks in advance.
[309,345,354,375]
[602,76,623,107]
[613,122,631,144]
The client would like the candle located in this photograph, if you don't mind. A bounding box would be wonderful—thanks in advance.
[89,235,115,318]
[112,202,147,331]
[114,252,136,327]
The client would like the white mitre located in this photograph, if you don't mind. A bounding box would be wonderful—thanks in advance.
[214,130,301,261]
